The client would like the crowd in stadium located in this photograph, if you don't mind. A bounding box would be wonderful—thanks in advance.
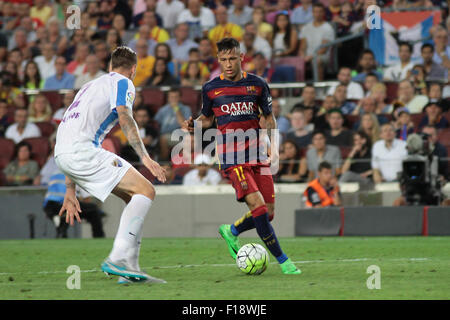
[1,0,450,191]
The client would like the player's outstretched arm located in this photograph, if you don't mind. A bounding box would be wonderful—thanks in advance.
[116,105,166,182]
[59,176,82,226]
[182,114,215,133]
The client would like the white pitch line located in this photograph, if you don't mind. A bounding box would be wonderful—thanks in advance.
[0,257,429,277]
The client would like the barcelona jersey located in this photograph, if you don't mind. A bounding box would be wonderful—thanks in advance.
[201,72,273,170]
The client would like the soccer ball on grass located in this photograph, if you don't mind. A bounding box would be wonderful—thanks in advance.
[236,243,269,275]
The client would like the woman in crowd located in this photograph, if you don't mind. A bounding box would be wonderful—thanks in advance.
[28,94,52,123]
[180,61,204,87]
[3,141,40,187]
[145,58,179,87]
[154,43,176,76]
[22,60,44,90]
[276,140,307,183]
[339,130,373,189]
[357,113,380,143]
[270,12,298,57]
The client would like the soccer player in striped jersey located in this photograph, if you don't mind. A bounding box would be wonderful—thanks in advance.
[183,38,300,275]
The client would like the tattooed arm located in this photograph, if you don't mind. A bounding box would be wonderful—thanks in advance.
[116,105,166,182]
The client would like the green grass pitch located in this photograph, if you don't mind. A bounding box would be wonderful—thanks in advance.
[0,237,449,300]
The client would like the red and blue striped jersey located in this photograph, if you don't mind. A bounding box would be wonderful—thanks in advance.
[201,72,273,170]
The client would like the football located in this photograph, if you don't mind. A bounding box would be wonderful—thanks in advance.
[236,243,269,275]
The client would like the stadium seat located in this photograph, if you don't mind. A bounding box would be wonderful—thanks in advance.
[35,121,55,138]
[41,91,63,113]
[0,171,5,186]
[385,82,399,103]
[410,113,423,128]
[23,137,50,168]
[271,56,305,82]
[0,138,15,170]
[140,88,166,115]
[138,165,156,183]
[180,87,200,116]
[438,128,450,146]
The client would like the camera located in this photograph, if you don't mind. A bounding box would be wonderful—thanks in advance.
[399,133,442,205]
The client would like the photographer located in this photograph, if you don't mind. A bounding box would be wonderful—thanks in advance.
[394,130,445,206]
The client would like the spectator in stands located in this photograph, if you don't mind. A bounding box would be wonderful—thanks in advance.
[357,113,380,143]
[156,0,186,32]
[252,6,273,42]
[353,96,389,125]
[30,0,53,26]
[314,95,338,132]
[431,26,450,69]
[5,108,41,144]
[74,55,106,89]
[180,61,203,86]
[22,60,44,90]
[8,27,29,55]
[28,94,52,123]
[145,57,179,87]
[418,102,449,130]
[154,43,176,75]
[0,100,12,137]
[155,88,192,160]
[285,109,312,150]
[427,82,443,103]
[64,29,87,63]
[422,125,448,180]
[52,90,75,125]
[325,108,353,147]
[371,123,408,183]
[105,28,123,53]
[132,38,156,87]
[303,161,341,208]
[33,132,57,186]
[306,131,342,181]
[166,23,198,64]
[183,154,222,186]
[352,49,383,82]
[0,71,25,108]
[128,24,157,56]
[339,130,373,188]
[270,12,298,58]
[369,83,391,114]
[228,0,253,28]
[120,105,159,162]
[198,37,218,74]
[327,66,364,100]
[421,43,447,81]
[406,64,427,95]
[272,98,290,136]
[93,41,109,72]
[333,84,357,115]
[43,56,75,90]
[299,3,335,81]
[179,48,210,82]
[177,0,215,41]
[247,52,273,82]
[383,42,414,82]
[393,107,414,141]
[240,23,271,60]
[292,84,318,111]
[34,42,56,81]
[46,16,68,55]
[66,42,90,78]
[394,79,429,114]
[132,0,163,28]
[97,0,115,30]
[290,0,313,35]
[4,61,21,88]
[363,72,380,96]
[277,140,307,183]
[3,140,39,186]
[113,13,135,45]
[209,6,243,55]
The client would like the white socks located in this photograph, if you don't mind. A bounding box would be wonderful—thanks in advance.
[109,194,152,270]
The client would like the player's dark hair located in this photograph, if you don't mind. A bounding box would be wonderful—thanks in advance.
[318,161,332,172]
[216,38,240,54]
[110,46,137,69]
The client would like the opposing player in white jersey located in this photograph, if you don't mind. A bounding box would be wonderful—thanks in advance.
[55,47,167,283]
